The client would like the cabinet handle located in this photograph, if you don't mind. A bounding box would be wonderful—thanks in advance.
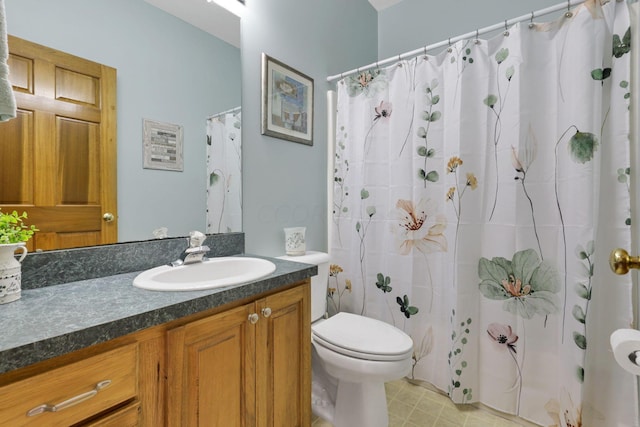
[248,313,259,324]
[261,307,272,318]
[26,380,112,417]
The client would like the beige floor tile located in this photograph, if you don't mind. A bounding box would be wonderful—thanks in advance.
[395,385,426,407]
[312,378,534,427]
[438,405,469,425]
[385,380,405,399]
[388,412,408,427]
[465,410,502,426]
[433,416,466,427]
[388,398,415,421]
[407,406,439,426]
[414,395,443,416]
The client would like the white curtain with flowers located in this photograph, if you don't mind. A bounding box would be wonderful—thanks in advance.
[330,1,637,425]
[206,110,242,233]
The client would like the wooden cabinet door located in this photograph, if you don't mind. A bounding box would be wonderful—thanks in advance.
[167,303,257,427]
[0,35,117,250]
[256,283,311,427]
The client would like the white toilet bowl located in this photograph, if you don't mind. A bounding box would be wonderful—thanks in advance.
[278,252,414,427]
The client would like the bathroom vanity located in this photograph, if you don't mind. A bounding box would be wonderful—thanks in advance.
[0,234,315,426]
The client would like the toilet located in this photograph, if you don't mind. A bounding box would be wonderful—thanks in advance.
[278,251,413,427]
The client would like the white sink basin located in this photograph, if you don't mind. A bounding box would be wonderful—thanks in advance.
[133,257,276,291]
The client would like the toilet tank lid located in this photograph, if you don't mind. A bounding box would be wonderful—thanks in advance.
[277,251,330,265]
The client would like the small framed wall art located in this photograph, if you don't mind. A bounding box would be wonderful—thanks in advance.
[142,118,184,171]
[261,53,314,146]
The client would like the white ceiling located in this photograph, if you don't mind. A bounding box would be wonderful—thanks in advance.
[143,0,401,48]
[368,0,404,11]
[143,0,241,48]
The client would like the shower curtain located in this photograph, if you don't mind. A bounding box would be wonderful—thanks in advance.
[330,1,636,425]
[206,109,242,233]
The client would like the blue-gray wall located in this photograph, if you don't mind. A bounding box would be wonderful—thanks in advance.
[241,0,378,256]
[5,0,241,242]
[378,0,561,58]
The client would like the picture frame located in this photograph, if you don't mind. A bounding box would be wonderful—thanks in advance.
[261,53,314,146]
[142,118,184,171]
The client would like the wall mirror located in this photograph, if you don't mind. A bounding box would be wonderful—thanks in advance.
[1,0,242,251]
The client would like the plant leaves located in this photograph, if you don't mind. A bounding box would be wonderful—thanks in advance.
[577,366,584,383]
[572,305,586,324]
[426,171,439,182]
[366,206,376,217]
[427,148,435,158]
[575,283,591,300]
[417,146,428,157]
[209,172,220,186]
[430,111,442,122]
[495,48,509,64]
[360,188,370,199]
[431,95,440,105]
[613,27,631,58]
[591,68,611,81]
[505,66,515,81]
[569,131,599,164]
[417,126,427,138]
[573,332,587,350]
[483,95,498,108]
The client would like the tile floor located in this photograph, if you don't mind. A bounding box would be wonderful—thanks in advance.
[311,378,533,427]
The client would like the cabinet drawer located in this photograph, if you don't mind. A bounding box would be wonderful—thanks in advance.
[83,400,141,427]
[0,343,138,426]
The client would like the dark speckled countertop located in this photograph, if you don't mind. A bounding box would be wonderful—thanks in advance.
[0,234,317,375]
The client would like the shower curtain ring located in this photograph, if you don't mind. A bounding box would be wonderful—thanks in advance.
[529,11,535,29]
[565,0,573,18]
[503,20,510,37]
[447,38,452,53]
[475,29,481,44]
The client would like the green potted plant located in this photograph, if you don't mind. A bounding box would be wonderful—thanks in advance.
[0,209,38,304]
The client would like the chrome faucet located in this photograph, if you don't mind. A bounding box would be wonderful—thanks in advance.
[170,231,210,267]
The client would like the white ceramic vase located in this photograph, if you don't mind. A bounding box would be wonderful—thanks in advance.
[0,243,28,304]
[284,227,306,256]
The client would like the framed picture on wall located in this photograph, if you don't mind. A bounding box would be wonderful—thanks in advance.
[261,53,314,146]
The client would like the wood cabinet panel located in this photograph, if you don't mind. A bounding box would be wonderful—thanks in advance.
[0,343,138,427]
[257,284,311,427]
[167,303,256,427]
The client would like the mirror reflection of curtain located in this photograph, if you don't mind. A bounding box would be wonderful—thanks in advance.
[206,108,241,233]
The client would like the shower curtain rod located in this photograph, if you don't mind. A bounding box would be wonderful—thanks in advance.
[206,105,241,120]
[327,0,586,82]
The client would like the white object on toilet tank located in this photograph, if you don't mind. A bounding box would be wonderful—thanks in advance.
[277,251,330,322]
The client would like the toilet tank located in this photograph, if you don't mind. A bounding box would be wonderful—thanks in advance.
[277,251,330,322]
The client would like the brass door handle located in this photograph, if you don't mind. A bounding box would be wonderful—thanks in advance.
[609,248,640,275]
[103,212,115,222]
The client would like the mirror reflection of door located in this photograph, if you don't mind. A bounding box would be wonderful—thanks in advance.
[0,36,117,251]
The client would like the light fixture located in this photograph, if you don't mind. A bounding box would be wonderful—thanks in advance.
[207,0,245,17]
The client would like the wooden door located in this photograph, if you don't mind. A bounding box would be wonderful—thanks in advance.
[256,283,311,427]
[166,304,257,427]
[0,35,117,251]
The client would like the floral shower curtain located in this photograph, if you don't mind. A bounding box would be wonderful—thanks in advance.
[330,1,636,425]
[206,109,242,233]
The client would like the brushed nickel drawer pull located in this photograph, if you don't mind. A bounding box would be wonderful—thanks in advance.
[26,380,112,417]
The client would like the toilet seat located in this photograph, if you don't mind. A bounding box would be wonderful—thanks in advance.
[312,312,413,362]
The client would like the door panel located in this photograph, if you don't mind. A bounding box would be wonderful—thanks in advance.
[0,36,117,251]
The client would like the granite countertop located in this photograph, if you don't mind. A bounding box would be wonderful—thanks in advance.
[0,255,316,375]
